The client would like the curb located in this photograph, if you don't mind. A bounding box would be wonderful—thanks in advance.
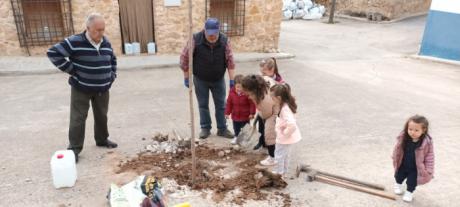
[408,54,460,66]
[125,52,296,71]
[0,53,296,76]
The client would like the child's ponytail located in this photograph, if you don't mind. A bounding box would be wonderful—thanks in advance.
[260,57,282,80]
[270,83,297,113]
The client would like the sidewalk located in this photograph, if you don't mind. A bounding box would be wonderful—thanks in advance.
[0,52,295,76]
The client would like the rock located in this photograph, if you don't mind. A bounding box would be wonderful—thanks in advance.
[141,137,146,141]
[25,178,32,183]
[224,150,231,154]
[218,151,225,157]
[254,172,263,180]
[145,145,154,152]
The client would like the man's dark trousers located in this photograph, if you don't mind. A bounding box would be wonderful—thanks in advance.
[193,76,227,131]
[68,87,109,155]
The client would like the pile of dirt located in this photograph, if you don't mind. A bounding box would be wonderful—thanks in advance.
[116,133,290,206]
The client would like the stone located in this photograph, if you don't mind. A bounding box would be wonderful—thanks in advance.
[218,151,225,157]
[249,6,260,15]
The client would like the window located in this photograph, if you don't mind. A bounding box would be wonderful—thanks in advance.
[206,0,245,36]
[10,0,74,48]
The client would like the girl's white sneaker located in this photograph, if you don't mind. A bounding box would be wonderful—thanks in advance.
[394,183,403,195]
[260,156,277,166]
[231,137,238,145]
[402,191,413,202]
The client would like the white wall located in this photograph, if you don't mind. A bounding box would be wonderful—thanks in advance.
[431,0,460,14]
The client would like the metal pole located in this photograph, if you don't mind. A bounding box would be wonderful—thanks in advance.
[187,0,196,184]
[328,0,337,24]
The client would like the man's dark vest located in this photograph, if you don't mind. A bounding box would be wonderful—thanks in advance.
[193,31,228,82]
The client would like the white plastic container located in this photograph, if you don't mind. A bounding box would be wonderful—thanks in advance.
[51,150,77,188]
[124,43,133,55]
[132,42,141,55]
[147,42,156,54]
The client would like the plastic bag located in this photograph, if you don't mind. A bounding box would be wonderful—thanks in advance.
[288,1,297,11]
[282,0,291,10]
[294,9,306,19]
[108,184,130,207]
[305,0,313,9]
[283,10,293,20]
[319,5,326,15]
[296,0,306,10]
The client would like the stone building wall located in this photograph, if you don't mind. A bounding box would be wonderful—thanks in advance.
[70,0,122,55]
[0,0,122,56]
[318,0,431,20]
[230,0,283,53]
[154,0,283,54]
[0,0,282,56]
[153,0,207,54]
[0,0,23,56]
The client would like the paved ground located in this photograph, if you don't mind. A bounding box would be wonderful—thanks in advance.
[1,16,460,206]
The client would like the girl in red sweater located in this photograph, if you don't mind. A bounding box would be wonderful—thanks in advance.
[225,74,256,144]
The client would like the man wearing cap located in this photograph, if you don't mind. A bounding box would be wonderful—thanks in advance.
[180,18,235,139]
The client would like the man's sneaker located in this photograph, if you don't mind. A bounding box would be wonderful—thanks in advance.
[199,129,211,139]
[260,156,277,166]
[96,139,118,148]
[217,129,234,138]
[394,183,403,195]
[231,137,238,145]
[402,191,413,202]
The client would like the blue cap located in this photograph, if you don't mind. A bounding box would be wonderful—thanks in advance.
[205,18,220,35]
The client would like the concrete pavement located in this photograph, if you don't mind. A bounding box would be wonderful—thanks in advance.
[1,16,460,207]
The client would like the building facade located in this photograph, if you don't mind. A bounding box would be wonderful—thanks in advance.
[420,0,460,61]
[0,0,282,56]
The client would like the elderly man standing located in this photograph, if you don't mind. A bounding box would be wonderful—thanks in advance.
[180,18,235,139]
[47,13,118,162]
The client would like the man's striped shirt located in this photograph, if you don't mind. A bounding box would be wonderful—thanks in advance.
[47,31,117,92]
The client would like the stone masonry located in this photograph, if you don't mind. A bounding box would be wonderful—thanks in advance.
[0,0,121,56]
[0,0,282,56]
[151,0,282,54]
[317,0,431,20]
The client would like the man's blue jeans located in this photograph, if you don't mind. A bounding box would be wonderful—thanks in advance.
[193,76,227,131]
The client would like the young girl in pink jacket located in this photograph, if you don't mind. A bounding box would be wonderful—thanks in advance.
[270,84,302,176]
[392,115,435,202]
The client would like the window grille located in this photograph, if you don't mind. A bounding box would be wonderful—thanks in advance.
[206,0,245,36]
[10,0,74,52]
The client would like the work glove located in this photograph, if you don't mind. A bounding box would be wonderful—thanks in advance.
[229,79,235,88]
[184,78,189,88]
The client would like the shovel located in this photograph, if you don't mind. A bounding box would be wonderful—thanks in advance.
[235,114,261,149]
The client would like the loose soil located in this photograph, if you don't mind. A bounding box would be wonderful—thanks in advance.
[116,134,291,206]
